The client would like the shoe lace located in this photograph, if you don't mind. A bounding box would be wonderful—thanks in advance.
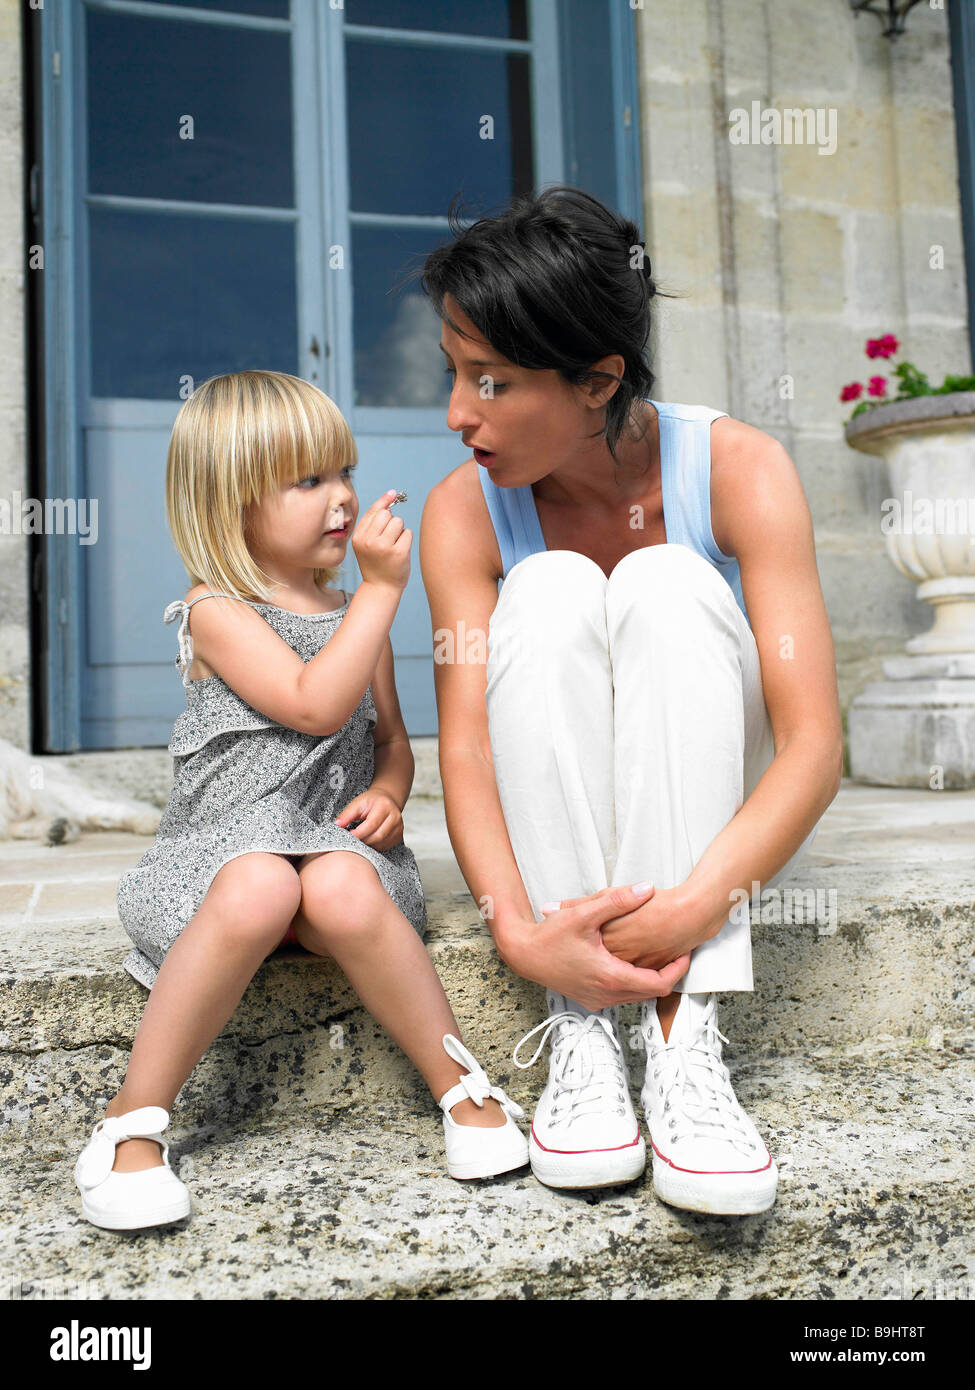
[512,1011,629,1127]
[645,998,758,1157]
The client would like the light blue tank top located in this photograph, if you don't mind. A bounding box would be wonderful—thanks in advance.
[477,399,750,628]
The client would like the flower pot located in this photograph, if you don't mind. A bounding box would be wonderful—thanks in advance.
[845,392,975,654]
[844,392,975,788]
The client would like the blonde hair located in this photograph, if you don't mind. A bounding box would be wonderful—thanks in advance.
[165,370,357,606]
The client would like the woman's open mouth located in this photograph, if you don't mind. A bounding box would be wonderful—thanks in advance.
[324,525,349,536]
[473,447,496,466]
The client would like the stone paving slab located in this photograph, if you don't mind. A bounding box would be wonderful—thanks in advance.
[3,1043,972,1301]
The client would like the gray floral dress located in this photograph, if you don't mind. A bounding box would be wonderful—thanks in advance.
[117,589,427,991]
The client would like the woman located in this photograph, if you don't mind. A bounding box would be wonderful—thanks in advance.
[417,187,843,1216]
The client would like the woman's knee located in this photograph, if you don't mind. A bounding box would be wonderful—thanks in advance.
[489,551,609,669]
[205,852,303,941]
[606,544,740,632]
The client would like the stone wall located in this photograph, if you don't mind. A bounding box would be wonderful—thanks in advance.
[636,0,970,761]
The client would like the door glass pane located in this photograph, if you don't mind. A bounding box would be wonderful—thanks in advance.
[346,40,533,216]
[86,10,293,207]
[89,210,298,398]
[346,0,527,39]
[138,0,290,17]
[352,226,453,408]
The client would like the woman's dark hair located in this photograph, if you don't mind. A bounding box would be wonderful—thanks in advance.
[412,185,680,466]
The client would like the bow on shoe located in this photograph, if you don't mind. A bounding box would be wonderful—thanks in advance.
[163,600,194,690]
[442,1035,525,1120]
[73,1106,170,1191]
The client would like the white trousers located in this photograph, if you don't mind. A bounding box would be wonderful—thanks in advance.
[484,544,820,996]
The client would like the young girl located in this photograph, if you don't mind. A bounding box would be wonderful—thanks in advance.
[72,370,528,1231]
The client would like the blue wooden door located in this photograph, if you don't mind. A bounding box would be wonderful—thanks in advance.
[38,0,641,748]
[331,0,561,732]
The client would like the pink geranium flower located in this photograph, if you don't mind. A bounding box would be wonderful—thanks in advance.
[840,382,863,401]
[867,375,888,396]
[866,334,900,360]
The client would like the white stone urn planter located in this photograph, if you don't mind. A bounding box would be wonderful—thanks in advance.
[844,392,975,788]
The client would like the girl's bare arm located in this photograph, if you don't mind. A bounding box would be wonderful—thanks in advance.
[367,635,415,811]
[184,492,409,735]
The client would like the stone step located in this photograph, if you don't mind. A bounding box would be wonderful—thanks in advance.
[2,782,973,1139]
[3,854,974,1141]
[4,1040,972,1300]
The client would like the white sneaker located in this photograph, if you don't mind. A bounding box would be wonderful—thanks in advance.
[513,991,645,1189]
[73,1105,192,1230]
[641,992,777,1215]
[438,1035,530,1180]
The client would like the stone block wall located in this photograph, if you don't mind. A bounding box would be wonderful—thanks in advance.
[636,0,970,759]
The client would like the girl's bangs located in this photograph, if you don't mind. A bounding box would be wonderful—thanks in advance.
[267,383,357,490]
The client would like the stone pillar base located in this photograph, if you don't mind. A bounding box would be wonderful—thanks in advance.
[848,654,975,788]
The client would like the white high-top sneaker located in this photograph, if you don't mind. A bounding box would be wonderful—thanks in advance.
[640,991,777,1215]
[513,990,645,1189]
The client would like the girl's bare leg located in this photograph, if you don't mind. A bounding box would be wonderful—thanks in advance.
[106,853,303,1171]
[292,850,507,1127]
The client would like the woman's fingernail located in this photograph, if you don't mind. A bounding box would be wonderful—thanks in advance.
[632,880,654,894]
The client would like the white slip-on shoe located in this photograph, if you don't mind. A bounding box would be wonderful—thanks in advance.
[73,1105,192,1231]
[513,991,645,1190]
[438,1035,530,1181]
[641,991,778,1215]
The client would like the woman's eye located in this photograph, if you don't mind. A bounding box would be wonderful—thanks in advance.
[443,366,506,392]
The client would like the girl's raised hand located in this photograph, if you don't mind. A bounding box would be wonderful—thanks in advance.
[352,490,411,592]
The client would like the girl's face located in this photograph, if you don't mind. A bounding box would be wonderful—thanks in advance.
[439,291,620,486]
[244,462,358,582]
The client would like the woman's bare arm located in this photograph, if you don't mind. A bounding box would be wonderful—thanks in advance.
[419,467,536,929]
[647,420,844,946]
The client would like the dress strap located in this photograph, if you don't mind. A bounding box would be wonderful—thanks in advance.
[162,591,255,690]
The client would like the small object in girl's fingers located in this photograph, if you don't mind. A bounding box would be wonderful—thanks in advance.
[389,490,408,504]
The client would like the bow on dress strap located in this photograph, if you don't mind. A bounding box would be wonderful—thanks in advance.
[163,599,193,689]
[73,1106,171,1191]
[439,1034,524,1119]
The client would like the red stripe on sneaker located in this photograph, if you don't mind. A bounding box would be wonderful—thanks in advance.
[531,1125,642,1155]
[649,1136,772,1173]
